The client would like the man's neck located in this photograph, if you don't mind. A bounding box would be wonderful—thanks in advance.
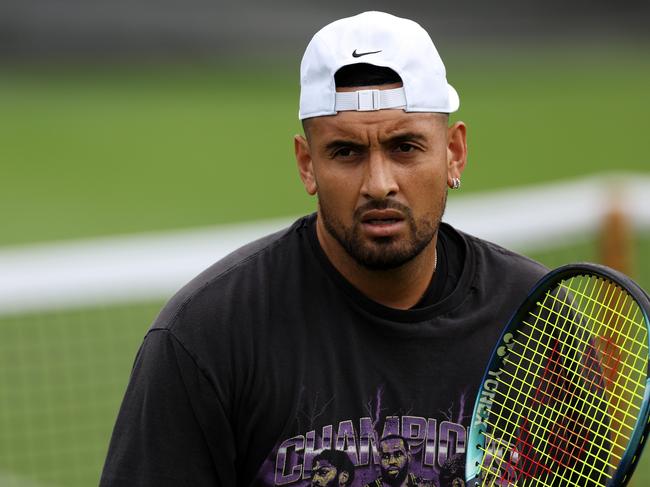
[315,217,437,310]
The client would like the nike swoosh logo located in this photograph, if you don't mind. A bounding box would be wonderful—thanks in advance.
[352,49,382,58]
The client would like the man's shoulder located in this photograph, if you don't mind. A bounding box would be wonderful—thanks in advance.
[445,223,549,290]
[456,225,547,272]
[152,215,313,332]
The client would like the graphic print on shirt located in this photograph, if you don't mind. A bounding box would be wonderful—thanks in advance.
[254,386,469,487]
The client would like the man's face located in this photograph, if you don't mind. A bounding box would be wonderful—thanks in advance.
[311,459,340,487]
[297,96,465,271]
[379,438,410,484]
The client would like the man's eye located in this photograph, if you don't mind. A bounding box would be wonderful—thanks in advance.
[334,147,356,157]
[396,143,415,153]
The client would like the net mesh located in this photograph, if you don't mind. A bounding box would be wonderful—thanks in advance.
[0,302,162,487]
[476,274,649,486]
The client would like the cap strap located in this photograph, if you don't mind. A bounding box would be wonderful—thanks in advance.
[334,87,406,112]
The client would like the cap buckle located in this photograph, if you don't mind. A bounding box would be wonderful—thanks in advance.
[357,89,381,111]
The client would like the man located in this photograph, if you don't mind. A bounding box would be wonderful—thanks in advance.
[311,449,355,487]
[364,435,433,487]
[100,11,547,487]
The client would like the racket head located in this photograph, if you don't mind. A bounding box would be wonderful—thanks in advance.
[466,263,650,486]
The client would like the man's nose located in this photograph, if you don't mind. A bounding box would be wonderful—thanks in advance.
[360,151,398,200]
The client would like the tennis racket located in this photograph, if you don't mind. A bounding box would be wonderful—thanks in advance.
[466,263,650,486]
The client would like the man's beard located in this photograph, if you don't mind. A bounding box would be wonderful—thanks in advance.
[311,478,337,487]
[319,195,446,271]
[381,464,409,486]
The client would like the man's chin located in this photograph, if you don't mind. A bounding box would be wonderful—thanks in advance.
[352,244,421,271]
[319,212,434,271]
[382,468,407,485]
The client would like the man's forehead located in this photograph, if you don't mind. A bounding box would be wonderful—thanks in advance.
[314,459,334,469]
[381,438,407,451]
[307,110,445,139]
[335,82,403,94]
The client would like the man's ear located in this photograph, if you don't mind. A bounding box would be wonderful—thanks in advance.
[446,121,467,187]
[338,471,349,486]
[295,134,317,195]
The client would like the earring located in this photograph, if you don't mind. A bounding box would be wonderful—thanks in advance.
[451,177,461,190]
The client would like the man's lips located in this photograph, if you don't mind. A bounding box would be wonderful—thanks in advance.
[360,209,406,237]
[360,209,405,223]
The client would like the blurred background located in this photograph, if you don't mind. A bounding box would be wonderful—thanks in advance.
[0,1,649,486]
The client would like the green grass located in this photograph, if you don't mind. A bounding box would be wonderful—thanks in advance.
[449,54,650,190]
[1,47,649,247]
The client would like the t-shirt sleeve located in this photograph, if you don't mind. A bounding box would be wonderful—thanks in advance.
[99,328,237,487]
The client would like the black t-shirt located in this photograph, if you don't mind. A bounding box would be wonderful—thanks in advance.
[100,214,547,487]
[414,225,464,308]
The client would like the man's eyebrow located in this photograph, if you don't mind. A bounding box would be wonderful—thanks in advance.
[383,132,429,145]
[323,139,367,152]
[322,131,429,153]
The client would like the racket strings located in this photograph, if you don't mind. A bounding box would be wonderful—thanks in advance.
[532,301,646,433]
[519,307,644,418]
[484,274,610,486]
[504,276,640,486]
[554,282,647,361]
[488,346,640,439]
[512,276,644,486]
[481,350,624,484]
[552,278,647,461]
[476,274,648,486]
[479,287,565,485]
[488,362,630,450]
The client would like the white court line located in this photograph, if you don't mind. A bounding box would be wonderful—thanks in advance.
[0,173,648,315]
[0,217,294,315]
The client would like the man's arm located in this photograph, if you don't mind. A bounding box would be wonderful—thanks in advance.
[99,328,237,486]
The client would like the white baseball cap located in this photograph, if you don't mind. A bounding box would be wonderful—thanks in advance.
[299,11,460,120]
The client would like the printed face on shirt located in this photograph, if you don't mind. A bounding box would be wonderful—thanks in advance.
[310,459,340,487]
[379,437,410,484]
[296,94,466,271]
